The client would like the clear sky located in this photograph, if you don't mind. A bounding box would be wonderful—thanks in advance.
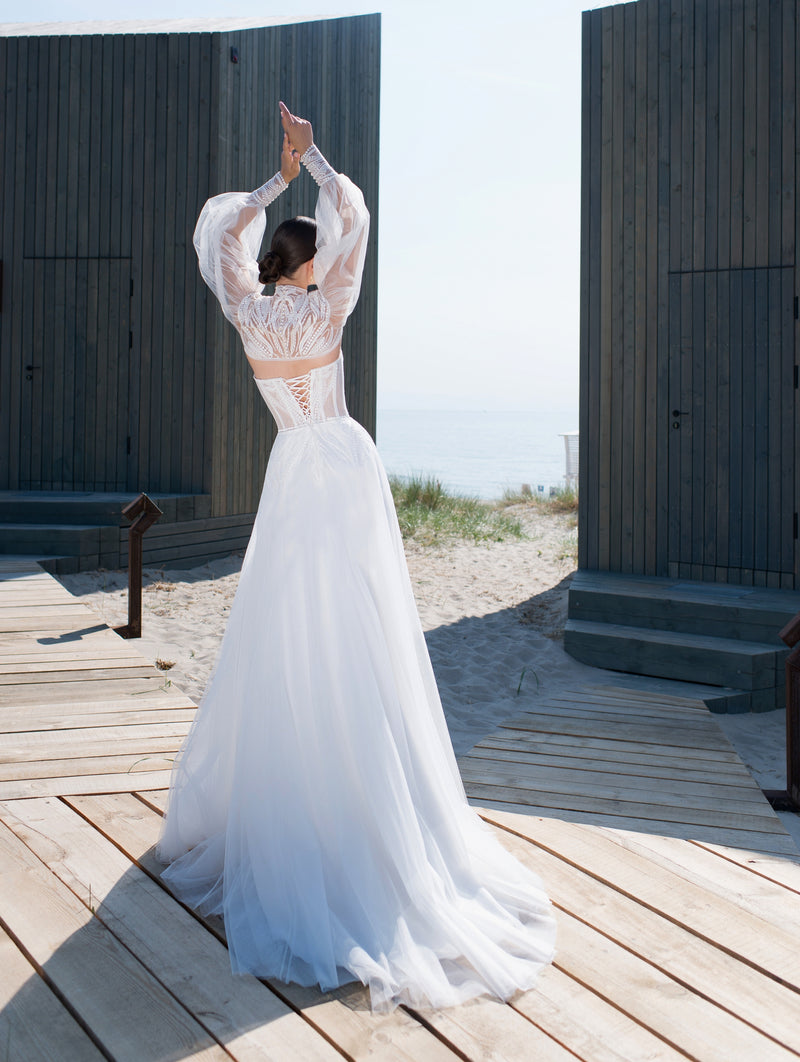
[1,0,598,411]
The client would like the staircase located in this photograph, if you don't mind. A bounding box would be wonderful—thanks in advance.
[0,491,254,573]
[565,570,800,712]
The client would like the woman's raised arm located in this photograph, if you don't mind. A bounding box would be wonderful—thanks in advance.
[193,132,299,325]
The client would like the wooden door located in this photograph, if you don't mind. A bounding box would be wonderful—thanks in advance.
[19,257,133,491]
[668,267,796,586]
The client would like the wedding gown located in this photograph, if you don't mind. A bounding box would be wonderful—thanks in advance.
[157,145,556,1011]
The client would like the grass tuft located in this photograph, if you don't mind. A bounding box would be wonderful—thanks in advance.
[389,475,524,546]
[498,484,579,516]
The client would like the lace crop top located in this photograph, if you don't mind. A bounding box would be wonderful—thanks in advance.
[193,146,370,370]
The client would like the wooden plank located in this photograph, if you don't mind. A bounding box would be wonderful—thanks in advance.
[608,3,624,574]
[730,0,745,267]
[4,721,191,754]
[0,677,183,706]
[0,771,176,800]
[0,923,106,1062]
[411,995,576,1062]
[464,781,786,835]
[63,793,470,1061]
[692,838,800,892]
[632,0,648,576]
[492,725,743,764]
[497,711,737,751]
[513,963,688,1062]
[598,6,613,571]
[0,752,177,783]
[0,665,158,684]
[459,761,777,817]
[0,819,226,1061]
[0,707,197,734]
[489,819,800,1059]
[2,797,345,1062]
[472,798,800,856]
[597,828,800,935]
[487,812,800,985]
[465,743,763,788]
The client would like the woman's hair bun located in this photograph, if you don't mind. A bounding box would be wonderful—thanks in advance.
[258,250,283,285]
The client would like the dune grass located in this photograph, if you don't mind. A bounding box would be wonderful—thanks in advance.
[498,484,579,516]
[389,475,524,546]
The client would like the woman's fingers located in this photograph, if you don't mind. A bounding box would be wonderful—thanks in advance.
[279,101,313,154]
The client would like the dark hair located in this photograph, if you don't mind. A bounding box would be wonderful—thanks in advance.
[258,216,317,285]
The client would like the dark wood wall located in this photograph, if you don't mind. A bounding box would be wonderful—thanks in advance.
[580,0,799,588]
[0,16,380,519]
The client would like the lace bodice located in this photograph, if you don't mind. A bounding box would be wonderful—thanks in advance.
[193,146,370,426]
[254,354,348,431]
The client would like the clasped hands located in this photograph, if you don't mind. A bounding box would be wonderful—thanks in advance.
[279,101,313,184]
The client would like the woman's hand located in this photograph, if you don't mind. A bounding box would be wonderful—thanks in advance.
[280,133,300,184]
[279,100,314,157]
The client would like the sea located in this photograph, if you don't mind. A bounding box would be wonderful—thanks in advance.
[375,409,579,502]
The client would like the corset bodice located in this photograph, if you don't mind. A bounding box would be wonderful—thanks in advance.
[253,355,349,431]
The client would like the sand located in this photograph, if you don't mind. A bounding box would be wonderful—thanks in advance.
[58,503,800,846]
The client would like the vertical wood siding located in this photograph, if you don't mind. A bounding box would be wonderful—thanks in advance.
[580,0,798,587]
[0,16,380,519]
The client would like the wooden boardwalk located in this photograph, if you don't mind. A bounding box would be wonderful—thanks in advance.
[1,558,799,1061]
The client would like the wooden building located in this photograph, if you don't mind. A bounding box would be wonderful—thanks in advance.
[0,15,380,570]
[567,0,800,709]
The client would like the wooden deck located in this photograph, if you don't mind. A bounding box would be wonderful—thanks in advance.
[1,557,799,1061]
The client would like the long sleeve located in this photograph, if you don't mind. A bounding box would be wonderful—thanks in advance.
[193,173,287,326]
[302,146,371,328]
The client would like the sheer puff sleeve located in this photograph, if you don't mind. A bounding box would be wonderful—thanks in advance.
[302,145,371,327]
[193,172,287,326]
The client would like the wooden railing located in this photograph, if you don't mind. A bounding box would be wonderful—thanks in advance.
[114,493,163,640]
[763,613,800,812]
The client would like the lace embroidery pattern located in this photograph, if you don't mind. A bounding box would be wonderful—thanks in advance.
[301,145,336,187]
[246,172,287,208]
[237,287,338,362]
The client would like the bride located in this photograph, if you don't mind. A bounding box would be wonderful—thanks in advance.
[157,101,556,1011]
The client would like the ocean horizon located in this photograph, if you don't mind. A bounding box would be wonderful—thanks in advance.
[376,408,579,501]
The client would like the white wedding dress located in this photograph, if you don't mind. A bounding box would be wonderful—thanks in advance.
[157,146,556,1011]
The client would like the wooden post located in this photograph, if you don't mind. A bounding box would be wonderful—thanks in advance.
[762,613,800,811]
[114,493,162,640]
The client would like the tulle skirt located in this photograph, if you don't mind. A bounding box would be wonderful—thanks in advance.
[157,415,556,1010]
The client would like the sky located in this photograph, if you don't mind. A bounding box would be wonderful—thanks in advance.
[1,0,598,411]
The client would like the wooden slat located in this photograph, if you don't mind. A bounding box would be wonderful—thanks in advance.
[488,818,800,1060]
[597,827,800,933]
[0,922,106,1062]
[2,797,345,1062]
[491,813,800,982]
[0,819,227,1061]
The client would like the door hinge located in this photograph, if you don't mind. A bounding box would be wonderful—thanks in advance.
[127,436,132,455]
[795,365,799,389]
[129,330,133,350]
[795,295,799,320]
[129,277,134,297]
[795,513,799,540]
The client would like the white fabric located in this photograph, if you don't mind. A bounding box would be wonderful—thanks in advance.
[159,158,557,1011]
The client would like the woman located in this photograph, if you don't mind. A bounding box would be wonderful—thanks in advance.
[158,102,556,1011]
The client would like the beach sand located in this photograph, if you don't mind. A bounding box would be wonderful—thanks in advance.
[58,504,800,846]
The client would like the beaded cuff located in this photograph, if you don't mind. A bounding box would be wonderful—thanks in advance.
[247,171,288,208]
[300,145,336,186]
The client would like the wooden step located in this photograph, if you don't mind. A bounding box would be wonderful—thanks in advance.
[0,490,211,525]
[564,619,783,708]
[568,569,800,644]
